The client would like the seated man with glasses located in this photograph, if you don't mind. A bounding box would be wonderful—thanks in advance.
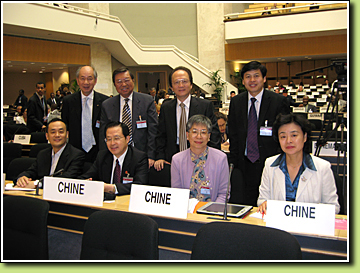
[79,121,148,196]
[171,115,229,202]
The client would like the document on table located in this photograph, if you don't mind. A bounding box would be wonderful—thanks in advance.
[5,184,36,191]
[250,211,267,221]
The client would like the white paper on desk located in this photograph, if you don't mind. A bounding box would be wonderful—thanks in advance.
[5,184,35,191]
[250,211,267,221]
[188,198,199,213]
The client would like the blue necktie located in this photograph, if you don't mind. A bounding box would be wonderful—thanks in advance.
[247,98,260,163]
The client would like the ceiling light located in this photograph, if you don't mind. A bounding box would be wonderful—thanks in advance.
[31,62,35,65]
[22,70,26,73]
[39,71,43,74]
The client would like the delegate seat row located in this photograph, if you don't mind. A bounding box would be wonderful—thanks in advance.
[3,195,302,260]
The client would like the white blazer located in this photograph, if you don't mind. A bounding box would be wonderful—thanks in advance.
[257,154,340,214]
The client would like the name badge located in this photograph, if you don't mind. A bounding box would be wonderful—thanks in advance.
[95,120,100,128]
[129,184,189,219]
[200,187,210,195]
[266,200,335,236]
[43,177,104,207]
[123,177,133,184]
[260,126,272,136]
[136,120,147,129]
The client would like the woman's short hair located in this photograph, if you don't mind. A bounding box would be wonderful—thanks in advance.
[272,113,312,153]
[186,114,212,133]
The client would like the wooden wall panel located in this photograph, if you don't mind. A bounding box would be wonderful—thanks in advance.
[3,36,90,65]
[225,34,346,61]
[265,62,277,77]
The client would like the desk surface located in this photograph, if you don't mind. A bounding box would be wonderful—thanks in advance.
[3,182,348,260]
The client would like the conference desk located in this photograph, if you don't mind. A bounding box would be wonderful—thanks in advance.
[3,184,347,260]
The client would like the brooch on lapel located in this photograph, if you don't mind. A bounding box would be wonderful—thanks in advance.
[301,176,307,182]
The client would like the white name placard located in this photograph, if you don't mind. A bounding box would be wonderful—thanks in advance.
[14,134,31,144]
[317,98,327,103]
[293,107,305,113]
[312,141,341,156]
[43,177,104,207]
[129,184,189,219]
[308,112,323,120]
[266,200,335,236]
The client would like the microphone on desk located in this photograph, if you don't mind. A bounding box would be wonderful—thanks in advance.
[223,163,234,221]
[27,168,64,196]
[207,163,233,221]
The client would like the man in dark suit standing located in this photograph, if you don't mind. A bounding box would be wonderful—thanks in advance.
[15,118,85,188]
[80,121,148,196]
[100,67,158,168]
[228,61,290,206]
[154,66,221,171]
[46,92,58,108]
[62,66,109,162]
[27,82,48,132]
[14,89,28,108]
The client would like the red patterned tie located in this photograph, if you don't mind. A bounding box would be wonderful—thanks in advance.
[247,98,260,163]
[113,159,121,184]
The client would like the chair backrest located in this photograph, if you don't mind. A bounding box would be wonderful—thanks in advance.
[6,157,37,181]
[29,143,51,157]
[80,210,159,260]
[82,161,94,175]
[3,196,50,260]
[30,132,47,143]
[229,167,244,204]
[3,142,22,173]
[333,170,345,215]
[148,164,171,187]
[191,222,302,260]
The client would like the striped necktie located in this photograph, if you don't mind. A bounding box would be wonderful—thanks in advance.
[122,98,132,145]
[247,98,260,163]
[179,102,187,152]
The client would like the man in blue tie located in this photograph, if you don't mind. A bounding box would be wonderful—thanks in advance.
[228,61,290,206]
[62,66,109,163]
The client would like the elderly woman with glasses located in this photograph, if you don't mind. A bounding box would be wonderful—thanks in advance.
[257,113,340,214]
[171,115,229,202]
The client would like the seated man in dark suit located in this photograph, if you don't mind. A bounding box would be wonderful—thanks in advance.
[79,121,148,196]
[300,95,318,112]
[15,118,85,188]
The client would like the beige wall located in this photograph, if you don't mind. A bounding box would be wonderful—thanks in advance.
[3,73,47,105]
[109,3,198,58]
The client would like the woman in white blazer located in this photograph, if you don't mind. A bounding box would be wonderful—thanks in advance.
[257,113,340,214]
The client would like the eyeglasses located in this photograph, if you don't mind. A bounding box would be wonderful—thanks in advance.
[105,136,124,143]
[115,78,132,85]
[190,129,209,136]
[173,79,190,86]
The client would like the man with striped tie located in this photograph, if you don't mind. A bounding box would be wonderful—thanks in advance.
[100,67,158,168]
[154,66,221,171]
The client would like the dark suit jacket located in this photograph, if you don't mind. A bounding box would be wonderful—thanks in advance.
[79,145,149,196]
[27,93,48,132]
[305,104,318,112]
[14,94,28,108]
[61,90,109,155]
[156,96,221,162]
[46,97,58,108]
[228,89,290,168]
[100,92,158,159]
[15,143,85,184]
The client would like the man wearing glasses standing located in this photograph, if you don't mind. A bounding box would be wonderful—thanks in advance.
[154,66,221,171]
[80,121,148,196]
[62,66,109,163]
[100,67,158,168]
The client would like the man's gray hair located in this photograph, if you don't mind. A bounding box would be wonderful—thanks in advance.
[186,114,212,133]
[76,65,98,79]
